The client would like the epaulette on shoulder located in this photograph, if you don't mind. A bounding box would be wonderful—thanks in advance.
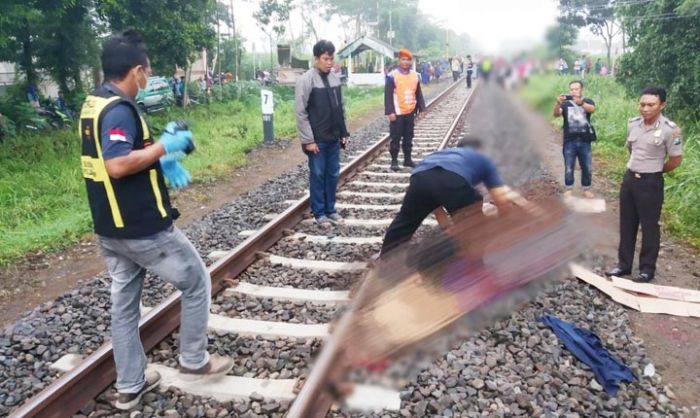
[628,116,642,123]
[664,119,677,128]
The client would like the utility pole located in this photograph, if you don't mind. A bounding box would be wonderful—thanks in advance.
[230,0,238,81]
[445,28,449,58]
[216,6,222,100]
[388,0,394,46]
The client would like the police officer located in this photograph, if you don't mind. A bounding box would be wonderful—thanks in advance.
[606,87,682,283]
[465,55,474,89]
[385,48,426,171]
[79,31,233,410]
[380,137,521,257]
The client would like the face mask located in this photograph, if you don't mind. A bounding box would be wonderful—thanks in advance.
[136,68,148,93]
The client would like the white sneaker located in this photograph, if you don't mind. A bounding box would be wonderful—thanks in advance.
[327,213,345,224]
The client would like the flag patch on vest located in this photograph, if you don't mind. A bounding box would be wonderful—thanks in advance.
[109,128,128,142]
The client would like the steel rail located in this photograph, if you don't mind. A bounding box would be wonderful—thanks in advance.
[285,80,479,418]
[9,78,466,418]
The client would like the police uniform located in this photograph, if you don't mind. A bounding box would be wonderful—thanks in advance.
[466,60,474,88]
[617,114,683,277]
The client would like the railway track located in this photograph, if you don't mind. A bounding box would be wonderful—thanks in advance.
[9,78,478,418]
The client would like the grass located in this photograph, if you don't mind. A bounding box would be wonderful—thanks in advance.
[0,85,383,266]
[520,73,700,247]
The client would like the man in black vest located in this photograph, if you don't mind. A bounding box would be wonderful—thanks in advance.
[79,31,233,410]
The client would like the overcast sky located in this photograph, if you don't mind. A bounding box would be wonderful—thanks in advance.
[417,0,560,53]
[232,0,560,55]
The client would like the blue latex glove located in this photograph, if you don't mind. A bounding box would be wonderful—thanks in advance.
[160,154,192,189]
[159,122,193,154]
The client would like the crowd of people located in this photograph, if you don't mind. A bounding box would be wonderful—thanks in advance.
[557,56,613,77]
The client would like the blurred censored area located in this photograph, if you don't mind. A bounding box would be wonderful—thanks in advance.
[337,83,591,371]
[342,195,587,368]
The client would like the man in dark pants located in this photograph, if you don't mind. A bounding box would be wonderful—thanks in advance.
[606,87,683,283]
[385,48,426,171]
[465,55,474,89]
[295,40,350,226]
[380,138,516,257]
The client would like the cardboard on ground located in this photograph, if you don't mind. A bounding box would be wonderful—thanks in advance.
[570,263,700,318]
[563,196,607,213]
[611,276,700,303]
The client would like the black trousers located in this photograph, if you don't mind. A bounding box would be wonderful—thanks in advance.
[389,113,415,160]
[380,168,483,256]
[452,71,460,82]
[618,170,664,274]
[466,70,473,88]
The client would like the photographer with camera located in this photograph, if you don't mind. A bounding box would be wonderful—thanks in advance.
[78,30,233,411]
[553,80,596,198]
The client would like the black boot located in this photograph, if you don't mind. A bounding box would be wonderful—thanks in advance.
[403,157,415,168]
[390,158,400,171]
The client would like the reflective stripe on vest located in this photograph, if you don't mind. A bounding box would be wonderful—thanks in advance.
[391,70,419,116]
[79,96,125,227]
[79,94,167,233]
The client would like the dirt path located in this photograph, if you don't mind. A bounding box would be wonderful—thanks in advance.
[0,103,387,328]
[510,88,700,411]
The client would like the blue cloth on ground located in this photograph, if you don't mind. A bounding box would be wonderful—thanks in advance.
[539,314,634,396]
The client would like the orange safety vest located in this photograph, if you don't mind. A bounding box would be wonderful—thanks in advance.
[390,69,420,116]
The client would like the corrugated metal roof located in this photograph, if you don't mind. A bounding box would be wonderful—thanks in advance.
[337,36,399,59]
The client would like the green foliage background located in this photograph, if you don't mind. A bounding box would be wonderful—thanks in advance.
[616,0,700,121]
[0,85,382,266]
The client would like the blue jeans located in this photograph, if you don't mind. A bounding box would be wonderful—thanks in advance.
[98,226,211,394]
[306,141,340,218]
[563,140,592,188]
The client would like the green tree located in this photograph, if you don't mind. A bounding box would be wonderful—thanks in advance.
[220,35,245,74]
[253,0,293,70]
[34,0,100,99]
[295,0,328,47]
[325,0,377,39]
[0,1,42,84]
[559,0,621,67]
[325,0,467,59]
[97,0,217,74]
[544,21,579,62]
[616,0,700,120]
[377,0,419,49]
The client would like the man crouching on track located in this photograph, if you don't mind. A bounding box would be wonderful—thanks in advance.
[380,136,521,258]
[79,31,233,410]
